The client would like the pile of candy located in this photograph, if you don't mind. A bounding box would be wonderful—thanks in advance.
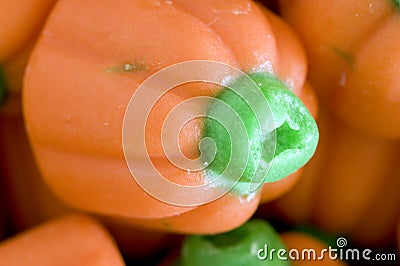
[0,0,398,265]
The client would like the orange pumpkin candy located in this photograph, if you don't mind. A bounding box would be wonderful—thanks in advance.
[0,214,125,266]
[0,0,57,115]
[23,0,316,233]
[279,0,400,138]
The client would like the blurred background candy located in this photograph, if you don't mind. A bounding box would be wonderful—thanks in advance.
[278,0,400,138]
[0,0,57,115]
[0,214,125,266]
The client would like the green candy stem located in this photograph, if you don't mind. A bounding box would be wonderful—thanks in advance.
[203,73,319,194]
[0,68,7,106]
[393,0,400,10]
[180,219,289,266]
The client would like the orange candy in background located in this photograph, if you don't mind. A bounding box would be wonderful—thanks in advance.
[0,0,57,115]
[0,214,125,266]
[279,0,400,138]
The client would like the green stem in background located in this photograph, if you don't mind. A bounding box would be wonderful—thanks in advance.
[0,68,8,107]
[202,73,319,194]
[393,0,400,10]
[179,219,289,266]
